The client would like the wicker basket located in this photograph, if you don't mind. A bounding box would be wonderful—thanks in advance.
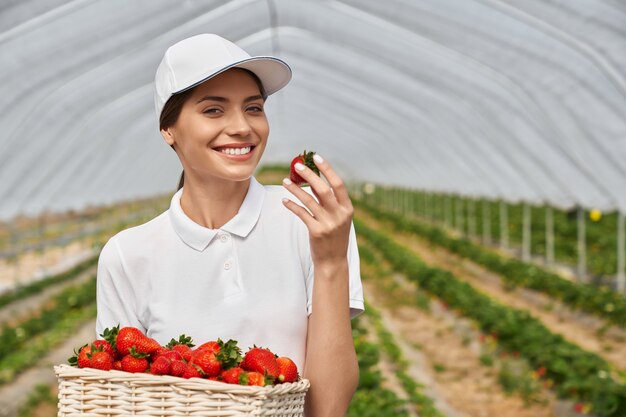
[54,364,310,416]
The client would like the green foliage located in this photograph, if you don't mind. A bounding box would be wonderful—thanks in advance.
[18,384,55,417]
[354,217,626,417]
[0,277,96,361]
[356,199,626,327]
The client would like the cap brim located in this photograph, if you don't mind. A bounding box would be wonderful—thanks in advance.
[174,56,292,97]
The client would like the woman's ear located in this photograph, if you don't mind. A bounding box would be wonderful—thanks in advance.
[160,128,175,146]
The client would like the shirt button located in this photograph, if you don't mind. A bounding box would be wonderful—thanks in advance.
[220,234,229,243]
[224,261,232,270]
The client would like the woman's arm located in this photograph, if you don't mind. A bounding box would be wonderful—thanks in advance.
[304,260,358,417]
[281,154,359,417]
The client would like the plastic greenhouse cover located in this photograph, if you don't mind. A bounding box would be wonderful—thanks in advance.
[0,0,625,221]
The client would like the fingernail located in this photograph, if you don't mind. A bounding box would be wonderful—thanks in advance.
[295,162,305,171]
[282,198,289,204]
[283,177,292,185]
[313,154,324,163]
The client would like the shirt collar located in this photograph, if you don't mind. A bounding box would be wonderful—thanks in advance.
[168,176,266,251]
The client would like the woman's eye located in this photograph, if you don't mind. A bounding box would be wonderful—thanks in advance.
[203,108,221,114]
[248,105,264,112]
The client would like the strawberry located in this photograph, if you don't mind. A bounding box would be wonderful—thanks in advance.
[182,363,203,379]
[196,340,220,354]
[150,356,171,375]
[289,150,320,186]
[89,351,114,371]
[221,367,245,385]
[166,334,195,361]
[115,327,161,356]
[121,348,149,373]
[241,347,279,380]
[276,357,298,383]
[68,344,91,368]
[170,360,188,377]
[158,350,183,362]
[190,350,222,377]
[246,371,267,386]
[113,360,122,371]
[92,340,114,357]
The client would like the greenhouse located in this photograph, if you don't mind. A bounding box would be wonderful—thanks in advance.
[1,0,625,416]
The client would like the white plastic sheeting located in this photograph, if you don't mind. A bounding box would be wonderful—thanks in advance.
[0,0,625,220]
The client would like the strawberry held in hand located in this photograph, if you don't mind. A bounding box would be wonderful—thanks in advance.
[289,150,320,186]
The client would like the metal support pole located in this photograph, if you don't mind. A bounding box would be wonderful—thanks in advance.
[456,197,464,235]
[577,206,587,282]
[618,211,625,293]
[445,196,452,228]
[482,200,491,244]
[500,201,509,249]
[468,199,477,240]
[546,206,554,267]
[522,204,531,262]
[425,193,431,220]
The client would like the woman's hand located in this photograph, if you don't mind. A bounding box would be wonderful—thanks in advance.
[281,154,354,269]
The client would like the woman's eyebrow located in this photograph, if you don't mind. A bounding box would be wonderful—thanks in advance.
[196,95,264,104]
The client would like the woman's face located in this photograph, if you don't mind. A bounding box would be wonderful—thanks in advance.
[161,68,269,184]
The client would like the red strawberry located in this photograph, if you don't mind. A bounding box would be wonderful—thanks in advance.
[182,363,203,379]
[170,360,187,377]
[68,344,91,368]
[113,360,122,371]
[276,357,298,383]
[166,334,195,361]
[116,327,161,356]
[158,350,183,362]
[190,350,222,377]
[92,340,114,357]
[242,347,279,380]
[221,367,245,385]
[150,356,171,375]
[246,371,266,386]
[121,348,149,373]
[196,340,220,354]
[89,351,114,371]
[289,150,320,186]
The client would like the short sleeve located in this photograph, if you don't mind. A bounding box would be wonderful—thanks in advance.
[306,221,365,320]
[95,236,145,339]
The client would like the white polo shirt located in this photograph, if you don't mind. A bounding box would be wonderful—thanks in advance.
[95,176,364,371]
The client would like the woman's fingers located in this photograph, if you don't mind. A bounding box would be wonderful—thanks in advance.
[282,177,326,221]
[310,154,352,209]
[290,158,340,210]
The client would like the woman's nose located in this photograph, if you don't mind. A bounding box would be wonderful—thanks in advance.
[225,110,251,136]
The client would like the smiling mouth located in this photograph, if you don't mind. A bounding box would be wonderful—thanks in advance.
[215,145,255,155]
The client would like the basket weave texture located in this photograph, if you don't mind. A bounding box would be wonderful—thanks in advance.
[54,364,310,416]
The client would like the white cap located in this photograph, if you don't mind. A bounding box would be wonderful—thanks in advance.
[154,33,292,120]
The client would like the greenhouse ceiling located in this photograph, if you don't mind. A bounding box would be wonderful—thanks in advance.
[1,0,625,220]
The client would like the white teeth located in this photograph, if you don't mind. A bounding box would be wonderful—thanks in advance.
[219,146,251,155]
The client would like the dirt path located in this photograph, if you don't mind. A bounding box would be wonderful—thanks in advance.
[0,242,96,294]
[356,208,626,373]
[0,266,96,326]
[359,314,419,417]
[0,319,96,417]
[361,267,555,417]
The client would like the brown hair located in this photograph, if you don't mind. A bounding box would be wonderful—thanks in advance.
[159,68,267,191]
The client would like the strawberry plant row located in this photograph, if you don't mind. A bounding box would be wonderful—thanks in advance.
[354,217,626,417]
[362,298,444,417]
[363,187,621,277]
[356,200,626,327]
[0,255,97,309]
[0,277,96,361]
[348,316,410,417]
[0,303,96,385]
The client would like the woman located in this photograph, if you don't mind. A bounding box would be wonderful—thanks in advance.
[96,33,364,416]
